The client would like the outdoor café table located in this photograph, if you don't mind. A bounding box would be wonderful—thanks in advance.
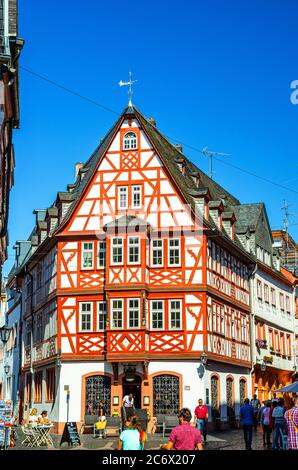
[36,424,54,447]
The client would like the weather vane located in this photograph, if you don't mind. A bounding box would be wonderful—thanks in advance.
[119,72,137,106]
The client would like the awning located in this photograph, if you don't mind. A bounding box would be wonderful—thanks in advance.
[277,382,298,393]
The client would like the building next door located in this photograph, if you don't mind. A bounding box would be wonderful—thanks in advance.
[122,375,142,409]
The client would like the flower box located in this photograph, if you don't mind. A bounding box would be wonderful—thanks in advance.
[255,339,267,349]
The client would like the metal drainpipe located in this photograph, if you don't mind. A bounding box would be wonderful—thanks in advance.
[249,263,258,393]
[25,267,34,412]
[16,283,23,422]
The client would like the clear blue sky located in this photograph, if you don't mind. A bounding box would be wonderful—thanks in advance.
[5,0,298,275]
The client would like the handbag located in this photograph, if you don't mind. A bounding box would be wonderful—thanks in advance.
[95,421,107,430]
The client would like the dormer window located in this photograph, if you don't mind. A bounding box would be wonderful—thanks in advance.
[123,132,137,150]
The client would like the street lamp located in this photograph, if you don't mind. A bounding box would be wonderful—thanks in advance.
[260,361,266,373]
[0,325,11,401]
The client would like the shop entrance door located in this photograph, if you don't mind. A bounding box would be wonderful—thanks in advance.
[122,375,142,409]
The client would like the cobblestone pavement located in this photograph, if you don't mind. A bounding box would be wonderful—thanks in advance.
[8,425,277,451]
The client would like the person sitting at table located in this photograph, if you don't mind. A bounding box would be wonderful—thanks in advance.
[38,410,50,424]
[28,408,39,427]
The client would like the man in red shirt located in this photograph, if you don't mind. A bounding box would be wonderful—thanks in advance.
[194,399,208,444]
[161,408,203,451]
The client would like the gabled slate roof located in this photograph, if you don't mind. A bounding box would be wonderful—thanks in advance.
[56,104,240,235]
[9,103,255,281]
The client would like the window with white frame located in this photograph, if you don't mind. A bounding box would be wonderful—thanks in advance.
[151,300,164,329]
[118,186,128,209]
[111,238,123,264]
[111,299,123,328]
[98,241,106,268]
[257,280,262,300]
[286,296,291,313]
[168,239,180,266]
[80,303,92,331]
[97,302,107,330]
[280,293,285,311]
[123,132,137,150]
[128,298,140,328]
[271,288,276,306]
[82,242,94,269]
[128,237,140,264]
[132,185,142,209]
[169,300,181,329]
[152,239,163,266]
[241,315,247,342]
[264,284,269,303]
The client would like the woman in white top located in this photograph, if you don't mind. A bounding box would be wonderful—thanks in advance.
[28,408,39,427]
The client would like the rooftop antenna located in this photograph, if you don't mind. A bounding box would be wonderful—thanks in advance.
[200,147,230,179]
[119,71,138,106]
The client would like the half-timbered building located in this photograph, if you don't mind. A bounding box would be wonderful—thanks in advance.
[234,203,296,403]
[11,104,257,432]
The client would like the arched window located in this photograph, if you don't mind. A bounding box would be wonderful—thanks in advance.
[85,375,111,416]
[211,375,220,418]
[226,377,234,419]
[239,378,247,405]
[153,374,180,415]
[123,132,137,150]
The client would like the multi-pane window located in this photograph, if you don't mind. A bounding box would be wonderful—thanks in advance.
[280,293,285,311]
[80,303,92,331]
[111,299,123,328]
[128,237,140,264]
[257,280,262,300]
[97,302,107,330]
[46,368,56,402]
[111,238,123,264]
[151,300,164,329]
[286,296,291,313]
[34,371,43,402]
[82,242,94,269]
[264,284,269,303]
[123,132,137,150]
[241,316,248,342]
[271,288,276,306]
[168,239,180,266]
[128,299,140,328]
[118,186,128,209]
[132,185,142,209]
[98,241,106,268]
[169,300,181,329]
[152,240,163,266]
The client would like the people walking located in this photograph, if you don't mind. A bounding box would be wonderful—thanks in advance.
[262,401,273,448]
[160,408,203,451]
[240,398,254,450]
[258,401,266,445]
[250,394,260,431]
[194,399,208,445]
[284,396,298,450]
[272,400,285,450]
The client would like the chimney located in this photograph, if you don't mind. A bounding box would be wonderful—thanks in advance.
[148,117,156,127]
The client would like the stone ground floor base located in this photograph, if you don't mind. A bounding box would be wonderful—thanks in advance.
[10,425,270,451]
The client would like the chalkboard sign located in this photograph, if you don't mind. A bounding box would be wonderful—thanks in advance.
[60,422,81,447]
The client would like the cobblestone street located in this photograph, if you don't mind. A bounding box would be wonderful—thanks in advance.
[7,425,275,451]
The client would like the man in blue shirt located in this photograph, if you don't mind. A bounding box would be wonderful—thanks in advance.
[240,398,255,450]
